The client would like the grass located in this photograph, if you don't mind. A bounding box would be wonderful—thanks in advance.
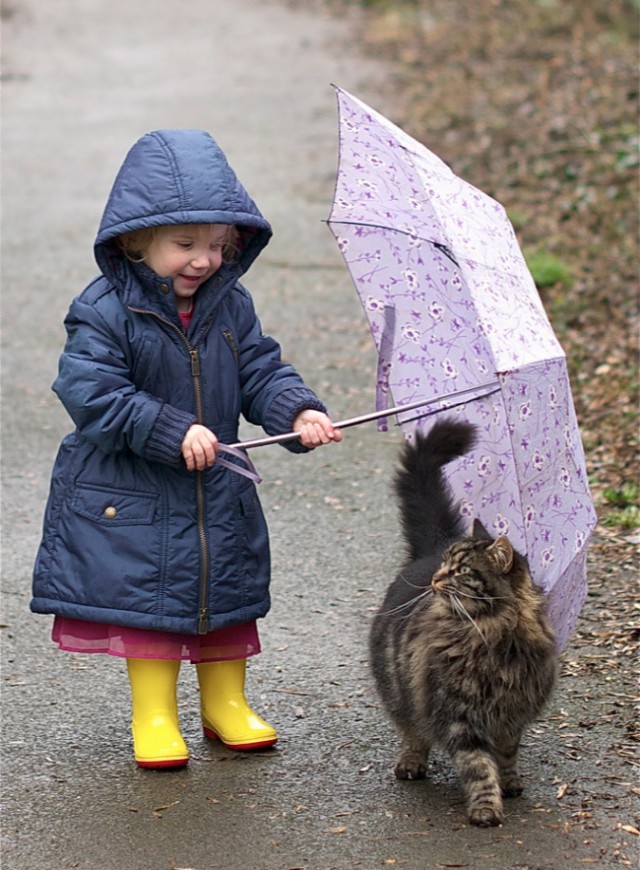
[602,482,640,529]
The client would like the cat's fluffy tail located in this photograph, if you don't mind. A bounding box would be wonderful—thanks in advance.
[395,418,477,562]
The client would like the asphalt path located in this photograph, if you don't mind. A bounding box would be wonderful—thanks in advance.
[2,2,637,869]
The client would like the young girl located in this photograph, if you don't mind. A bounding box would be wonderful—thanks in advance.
[31,128,341,769]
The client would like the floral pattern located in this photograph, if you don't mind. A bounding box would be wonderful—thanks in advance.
[328,88,597,651]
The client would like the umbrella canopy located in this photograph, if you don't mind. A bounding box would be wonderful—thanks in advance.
[327,86,597,650]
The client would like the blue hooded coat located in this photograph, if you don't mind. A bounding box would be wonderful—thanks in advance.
[31,129,326,635]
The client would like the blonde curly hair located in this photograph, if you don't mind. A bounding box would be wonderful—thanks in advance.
[118,224,239,264]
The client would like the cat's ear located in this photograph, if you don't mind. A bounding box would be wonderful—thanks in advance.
[472,519,493,541]
[487,536,514,574]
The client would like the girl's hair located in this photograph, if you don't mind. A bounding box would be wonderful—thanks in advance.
[118,224,240,264]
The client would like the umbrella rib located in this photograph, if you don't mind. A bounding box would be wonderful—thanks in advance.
[327,219,459,265]
[328,217,436,240]
[389,386,501,428]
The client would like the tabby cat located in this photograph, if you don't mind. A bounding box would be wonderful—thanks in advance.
[370,418,557,827]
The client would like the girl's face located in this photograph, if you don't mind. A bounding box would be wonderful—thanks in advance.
[144,224,229,311]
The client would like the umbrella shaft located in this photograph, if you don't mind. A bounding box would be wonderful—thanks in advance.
[229,381,500,450]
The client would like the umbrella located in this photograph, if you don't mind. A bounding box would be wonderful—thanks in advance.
[325,86,597,651]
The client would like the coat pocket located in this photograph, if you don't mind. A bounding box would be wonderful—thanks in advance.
[70,484,158,526]
[235,487,269,600]
[44,482,163,617]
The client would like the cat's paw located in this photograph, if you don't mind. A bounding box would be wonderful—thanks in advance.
[394,754,427,781]
[501,775,523,798]
[468,805,504,827]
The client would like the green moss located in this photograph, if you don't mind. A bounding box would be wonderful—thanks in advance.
[525,249,573,289]
[602,483,640,529]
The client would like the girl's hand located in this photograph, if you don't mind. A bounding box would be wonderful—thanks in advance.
[181,424,219,471]
[293,410,343,449]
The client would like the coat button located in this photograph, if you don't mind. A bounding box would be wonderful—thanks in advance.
[160,283,170,294]
[104,506,117,519]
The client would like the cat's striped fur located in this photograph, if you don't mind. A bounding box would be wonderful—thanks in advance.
[370,419,557,827]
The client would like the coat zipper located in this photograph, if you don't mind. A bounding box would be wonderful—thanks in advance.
[189,347,211,635]
[222,328,239,362]
[128,306,211,634]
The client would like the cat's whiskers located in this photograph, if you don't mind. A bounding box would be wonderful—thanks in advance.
[398,572,432,591]
[451,590,509,602]
[380,584,433,618]
[449,593,489,647]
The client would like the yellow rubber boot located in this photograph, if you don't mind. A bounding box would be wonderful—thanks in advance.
[126,658,189,769]
[197,659,277,751]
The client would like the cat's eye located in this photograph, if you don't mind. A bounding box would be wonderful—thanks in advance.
[457,566,472,575]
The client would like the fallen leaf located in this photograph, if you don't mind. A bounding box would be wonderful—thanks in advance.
[153,799,180,818]
[154,801,180,812]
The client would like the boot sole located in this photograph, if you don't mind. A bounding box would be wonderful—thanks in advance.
[136,756,189,769]
[202,725,277,751]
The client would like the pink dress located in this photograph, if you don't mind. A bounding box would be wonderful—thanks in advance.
[52,617,260,662]
[51,305,261,664]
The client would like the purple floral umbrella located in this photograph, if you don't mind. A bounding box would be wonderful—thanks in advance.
[326,86,597,650]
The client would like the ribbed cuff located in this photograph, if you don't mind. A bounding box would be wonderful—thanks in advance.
[144,404,197,466]
[266,390,328,454]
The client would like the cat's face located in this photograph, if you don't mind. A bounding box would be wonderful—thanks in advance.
[431,536,516,614]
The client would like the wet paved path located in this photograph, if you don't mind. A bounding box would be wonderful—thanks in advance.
[2,2,636,868]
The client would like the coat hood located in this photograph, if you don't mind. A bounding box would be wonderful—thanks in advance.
[95,129,272,284]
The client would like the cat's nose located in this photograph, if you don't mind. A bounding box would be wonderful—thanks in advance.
[431,568,447,589]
